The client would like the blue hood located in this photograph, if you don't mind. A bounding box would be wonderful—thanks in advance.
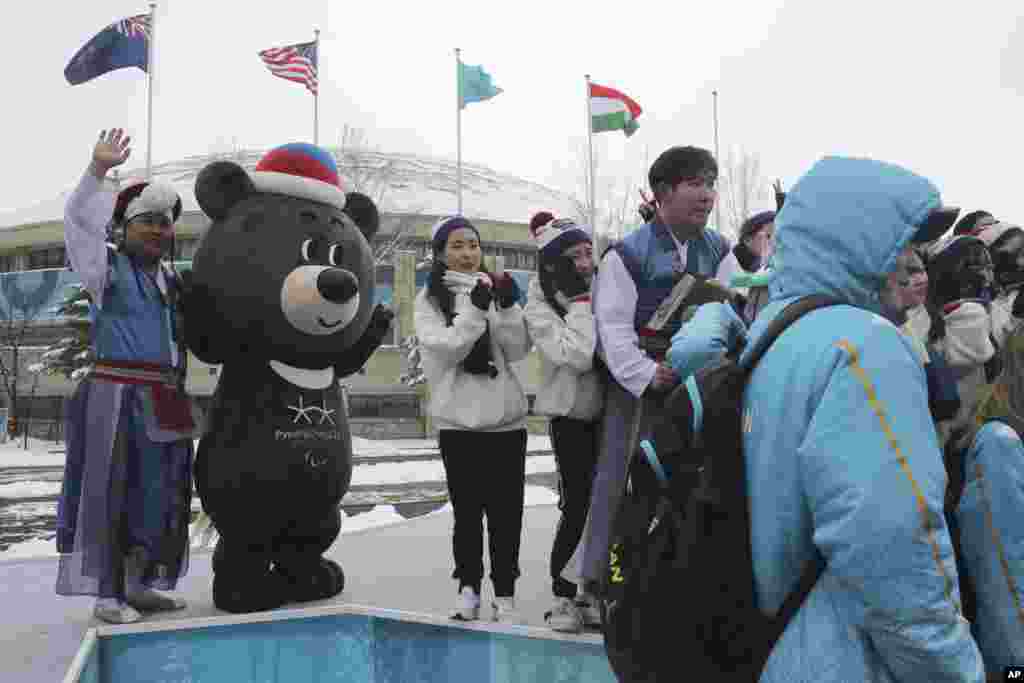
[768,156,940,312]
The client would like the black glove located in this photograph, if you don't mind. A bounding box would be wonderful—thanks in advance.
[638,201,655,222]
[367,303,395,336]
[470,279,493,311]
[493,273,522,308]
[550,255,589,300]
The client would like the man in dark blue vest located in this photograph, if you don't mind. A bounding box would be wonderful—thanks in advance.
[575,146,731,606]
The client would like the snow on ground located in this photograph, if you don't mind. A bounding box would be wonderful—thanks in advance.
[0,481,61,499]
[2,486,561,561]
[0,536,58,560]
[0,456,557,501]
[0,436,553,470]
[0,438,67,468]
[350,455,555,487]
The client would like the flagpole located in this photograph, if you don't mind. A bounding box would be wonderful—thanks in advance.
[313,28,320,146]
[455,48,463,215]
[585,74,595,230]
[146,2,156,179]
[712,89,721,232]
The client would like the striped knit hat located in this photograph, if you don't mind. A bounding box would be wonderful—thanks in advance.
[250,142,347,211]
[431,216,480,254]
[528,212,591,261]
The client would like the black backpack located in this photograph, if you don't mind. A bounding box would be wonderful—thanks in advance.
[600,295,839,682]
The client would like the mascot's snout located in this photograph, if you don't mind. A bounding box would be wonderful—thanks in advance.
[317,268,359,304]
[281,265,361,335]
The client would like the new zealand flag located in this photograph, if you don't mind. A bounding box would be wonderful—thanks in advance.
[65,15,151,86]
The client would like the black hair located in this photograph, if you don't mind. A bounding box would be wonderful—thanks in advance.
[648,146,717,201]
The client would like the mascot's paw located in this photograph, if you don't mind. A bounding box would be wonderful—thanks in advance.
[212,569,290,614]
[275,557,345,603]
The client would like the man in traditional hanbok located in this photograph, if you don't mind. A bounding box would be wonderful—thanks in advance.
[56,128,198,624]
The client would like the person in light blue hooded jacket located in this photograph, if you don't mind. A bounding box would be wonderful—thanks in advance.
[952,321,1024,672]
[737,156,984,682]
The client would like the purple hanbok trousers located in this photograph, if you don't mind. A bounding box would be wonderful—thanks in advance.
[55,374,194,599]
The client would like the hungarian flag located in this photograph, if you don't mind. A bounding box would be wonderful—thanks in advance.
[589,83,642,137]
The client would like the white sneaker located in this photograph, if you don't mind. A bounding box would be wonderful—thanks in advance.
[575,593,602,628]
[93,598,142,624]
[545,597,583,633]
[452,586,480,621]
[491,596,520,623]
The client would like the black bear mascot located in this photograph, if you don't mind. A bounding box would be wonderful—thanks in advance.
[185,143,393,613]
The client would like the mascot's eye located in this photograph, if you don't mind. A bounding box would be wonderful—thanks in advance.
[328,244,342,266]
[301,239,314,262]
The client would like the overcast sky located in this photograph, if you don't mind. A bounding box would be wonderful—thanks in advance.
[4,1,1024,231]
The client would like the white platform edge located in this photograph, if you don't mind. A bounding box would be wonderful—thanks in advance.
[91,600,603,645]
[62,628,97,683]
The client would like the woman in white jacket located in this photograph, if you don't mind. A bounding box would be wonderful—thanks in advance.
[523,212,605,633]
[923,235,1001,450]
[413,216,531,623]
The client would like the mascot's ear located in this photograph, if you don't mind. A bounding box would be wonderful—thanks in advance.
[343,192,380,242]
[195,161,255,221]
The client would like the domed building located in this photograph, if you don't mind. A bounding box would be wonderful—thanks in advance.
[0,148,582,438]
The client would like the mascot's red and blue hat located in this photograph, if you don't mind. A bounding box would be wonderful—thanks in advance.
[248,142,348,211]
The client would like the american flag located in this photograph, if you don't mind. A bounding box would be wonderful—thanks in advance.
[258,41,318,95]
[114,14,151,40]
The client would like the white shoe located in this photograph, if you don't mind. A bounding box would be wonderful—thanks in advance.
[491,596,520,623]
[452,586,480,621]
[575,593,602,628]
[545,597,583,633]
[93,598,142,624]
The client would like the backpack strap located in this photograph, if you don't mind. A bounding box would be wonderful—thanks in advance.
[740,294,842,656]
[740,294,843,373]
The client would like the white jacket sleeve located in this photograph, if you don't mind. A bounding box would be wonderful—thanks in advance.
[414,291,488,367]
[491,304,531,363]
[594,250,657,397]
[64,169,115,306]
[524,285,595,373]
[943,302,995,368]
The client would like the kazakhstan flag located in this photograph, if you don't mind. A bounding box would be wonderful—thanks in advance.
[459,63,502,109]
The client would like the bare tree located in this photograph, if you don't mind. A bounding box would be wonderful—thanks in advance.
[571,141,646,255]
[718,147,769,240]
[331,125,426,267]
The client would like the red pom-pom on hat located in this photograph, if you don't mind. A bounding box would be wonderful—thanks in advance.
[529,211,556,237]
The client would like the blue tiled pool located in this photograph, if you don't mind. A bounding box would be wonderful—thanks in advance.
[64,605,615,683]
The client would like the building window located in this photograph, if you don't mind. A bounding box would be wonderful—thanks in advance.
[27,246,66,270]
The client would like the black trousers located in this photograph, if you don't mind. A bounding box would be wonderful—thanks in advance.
[549,416,601,598]
[439,428,527,597]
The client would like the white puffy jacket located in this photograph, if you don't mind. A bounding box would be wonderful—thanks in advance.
[523,279,604,421]
[414,287,530,432]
